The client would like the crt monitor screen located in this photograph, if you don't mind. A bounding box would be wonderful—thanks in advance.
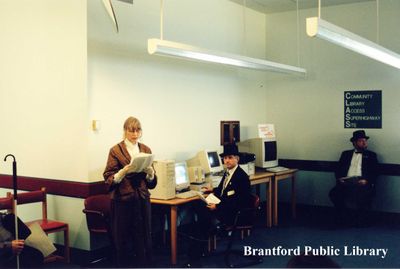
[207,151,221,168]
[175,162,190,191]
[264,141,277,162]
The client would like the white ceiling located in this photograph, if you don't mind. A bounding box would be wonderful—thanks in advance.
[88,0,375,50]
[229,0,374,14]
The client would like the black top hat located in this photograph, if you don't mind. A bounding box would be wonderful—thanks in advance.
[350,130,369,142]
[219,143,241,157]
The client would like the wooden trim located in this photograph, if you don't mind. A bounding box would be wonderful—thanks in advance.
[279,159,400,176]
[0,174,107,198]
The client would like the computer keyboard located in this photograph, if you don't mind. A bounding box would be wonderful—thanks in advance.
[266,166,289,173]
[175,190,200,199]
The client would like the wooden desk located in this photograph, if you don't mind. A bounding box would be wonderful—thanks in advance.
[151,196,199,265]
[151,171,274,265]
[272,169,298,226]
[250,171,273,227]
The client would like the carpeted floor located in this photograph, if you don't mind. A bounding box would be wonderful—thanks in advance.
[46,203,400,268]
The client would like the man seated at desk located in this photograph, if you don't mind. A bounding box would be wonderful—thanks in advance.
[186,143,252,266]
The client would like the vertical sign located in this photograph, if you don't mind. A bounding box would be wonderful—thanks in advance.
[344,90,382,129]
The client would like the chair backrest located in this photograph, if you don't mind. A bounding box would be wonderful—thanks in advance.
[234,193,260,228]
[83,194,111,234]
[15,187,47,220]
[0,194,14,213]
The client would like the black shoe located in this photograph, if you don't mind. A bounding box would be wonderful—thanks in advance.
[185,260,202,268]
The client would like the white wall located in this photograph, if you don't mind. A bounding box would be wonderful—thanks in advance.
[87,0,269,182]
[1,0,269,251]
[0,0,89,249]
[264,1,400,212]
[0,0,88,181]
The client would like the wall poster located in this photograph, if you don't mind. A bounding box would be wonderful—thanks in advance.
[344,90,382,129]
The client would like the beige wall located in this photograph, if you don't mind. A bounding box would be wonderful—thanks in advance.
[264,1,400,212]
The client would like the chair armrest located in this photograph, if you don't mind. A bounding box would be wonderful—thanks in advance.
[82,209,106,218]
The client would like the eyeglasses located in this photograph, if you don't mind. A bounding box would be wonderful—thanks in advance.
[127,128,142,133]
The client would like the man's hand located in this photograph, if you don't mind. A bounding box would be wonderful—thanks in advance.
[201,186,213,193]
[11,239,24,255]
[207,203,217,211]
[358,179,368,185]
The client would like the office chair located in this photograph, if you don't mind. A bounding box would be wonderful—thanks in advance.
[82,194,113,266]
[209,194,263,268]
[11,187,70,263]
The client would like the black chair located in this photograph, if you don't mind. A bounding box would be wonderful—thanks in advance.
[208,194,263,268]
[82,194,113,266]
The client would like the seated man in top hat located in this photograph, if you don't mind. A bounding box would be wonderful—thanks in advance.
[329,130,379,226]
[185,143,252,266]
[204,143,252,226]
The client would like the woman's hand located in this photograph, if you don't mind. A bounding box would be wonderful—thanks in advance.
[113,165,130,183]
[143,166,155,180]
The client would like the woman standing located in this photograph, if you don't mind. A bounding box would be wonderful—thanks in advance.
[103,116,157,267]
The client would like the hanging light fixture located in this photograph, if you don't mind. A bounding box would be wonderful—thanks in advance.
[306,1,400,69]
[148,38,306,75]
[147,1,306,75]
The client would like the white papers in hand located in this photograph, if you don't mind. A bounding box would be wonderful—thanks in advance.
[197,192,221,205]
[126,153,154,174]
[25,222,57,257]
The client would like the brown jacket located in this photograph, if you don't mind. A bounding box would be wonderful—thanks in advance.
[103,141,156,201]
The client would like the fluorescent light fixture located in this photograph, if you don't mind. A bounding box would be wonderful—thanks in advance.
[306,17,400,69]
[102,0,119,33]
[148,38,306,75]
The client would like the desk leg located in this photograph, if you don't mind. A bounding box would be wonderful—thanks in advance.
[256,185,260,199]
[273,178,278,226]
[170,205,177,265]
[267,181,272,227]
[291,175,296,219]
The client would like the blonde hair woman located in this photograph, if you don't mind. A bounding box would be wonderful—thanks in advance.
[103,116,157,267]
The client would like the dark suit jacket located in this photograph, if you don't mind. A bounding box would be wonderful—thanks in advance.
[213,165,251,225]
[335,149,379,186]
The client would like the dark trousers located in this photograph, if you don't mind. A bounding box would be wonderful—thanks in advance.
[1,245,43,268]
[329,183,374,224]
[111,198,153,268]
[185,201,221,261]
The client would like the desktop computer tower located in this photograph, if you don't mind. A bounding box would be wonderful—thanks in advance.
[187,166,205,184]
[149,160,176,200]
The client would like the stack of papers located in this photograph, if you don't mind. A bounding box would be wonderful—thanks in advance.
[197,192,221,205]
[126,153,154,174]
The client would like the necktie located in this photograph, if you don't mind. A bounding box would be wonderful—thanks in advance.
[222,170,230,193]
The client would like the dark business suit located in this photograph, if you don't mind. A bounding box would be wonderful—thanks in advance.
[329,149,379,222]
[213,165,252,225]
[187,165,251,262]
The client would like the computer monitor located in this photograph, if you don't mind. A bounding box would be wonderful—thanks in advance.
[238,138,278,168]
[186,150,224,175]
[174,162,190,192]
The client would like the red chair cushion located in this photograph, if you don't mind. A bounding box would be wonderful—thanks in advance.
[26,219,68,232]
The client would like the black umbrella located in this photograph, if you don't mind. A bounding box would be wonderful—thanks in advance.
[4,154,20,269]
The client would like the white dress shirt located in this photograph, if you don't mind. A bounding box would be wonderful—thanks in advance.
[222,165,238,194]
[347,150,363,177]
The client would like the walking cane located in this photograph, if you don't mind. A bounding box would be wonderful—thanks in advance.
[4,154,20,269]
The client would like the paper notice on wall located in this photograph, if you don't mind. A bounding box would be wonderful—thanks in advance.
[258,124,275,139]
